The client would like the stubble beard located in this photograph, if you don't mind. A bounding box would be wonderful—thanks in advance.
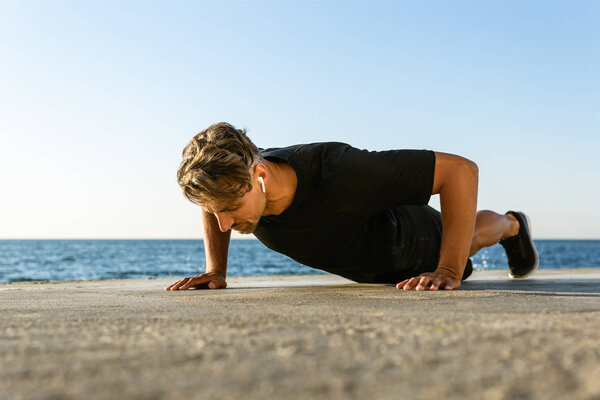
[235,221,256,235]
[234,192,266,235]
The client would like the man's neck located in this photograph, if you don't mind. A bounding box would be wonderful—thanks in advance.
[263,160,297,216]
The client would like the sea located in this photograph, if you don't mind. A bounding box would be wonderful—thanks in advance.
[1,239,599,283]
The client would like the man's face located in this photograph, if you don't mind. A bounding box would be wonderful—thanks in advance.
[202,181,266,235]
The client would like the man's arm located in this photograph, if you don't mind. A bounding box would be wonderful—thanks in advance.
[397,151,478,291]
[201,210,232,276]
[165,210,232,290]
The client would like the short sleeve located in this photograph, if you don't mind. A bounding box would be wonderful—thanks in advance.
[321,144,436,216]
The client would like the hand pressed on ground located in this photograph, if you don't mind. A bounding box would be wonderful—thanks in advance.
[165,272,227,291]
[396,268,461,291]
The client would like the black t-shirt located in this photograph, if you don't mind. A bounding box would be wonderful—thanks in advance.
[253,142,436,283]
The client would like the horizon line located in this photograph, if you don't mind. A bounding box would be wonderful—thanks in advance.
[1,237,599,241]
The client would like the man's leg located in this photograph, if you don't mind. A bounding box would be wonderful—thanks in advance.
[468,210,519,256]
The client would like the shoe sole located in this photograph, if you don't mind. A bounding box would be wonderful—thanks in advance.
[508,212,539,279]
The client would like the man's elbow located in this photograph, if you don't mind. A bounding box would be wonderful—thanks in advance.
[432,152,479,194]
[458,159,479,190]
[465,159,479,181]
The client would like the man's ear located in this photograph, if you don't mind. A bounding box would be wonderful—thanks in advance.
[252,162,267,180]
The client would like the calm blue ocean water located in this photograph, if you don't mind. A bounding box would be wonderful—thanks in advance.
[0,240,599,283]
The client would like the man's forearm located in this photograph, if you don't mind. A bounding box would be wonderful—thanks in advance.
[437,162,478,280]
[201,210,231,276]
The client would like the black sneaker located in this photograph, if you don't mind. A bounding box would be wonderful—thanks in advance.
[499,211,539,279]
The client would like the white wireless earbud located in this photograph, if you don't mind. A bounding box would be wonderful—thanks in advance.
[258,176,266,193]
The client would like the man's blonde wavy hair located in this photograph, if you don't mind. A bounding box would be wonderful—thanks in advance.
[177,122,264,207]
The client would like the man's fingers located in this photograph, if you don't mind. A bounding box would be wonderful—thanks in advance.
[165,278,185,291]
[167,278,185,290]
[171,278,192,291]
[179,279,198,290]
[416,276,431,291]
[166,273,227,291]
[396,278,410,289]
[429,277,442,291]
[396,272,460,292]
[168,276,202,291]
[444,283,456,290]
[402,277,416,290]
[209,278,227,289]
[402,277,421,290]
[444,279,460,290]
[180,275,213,290]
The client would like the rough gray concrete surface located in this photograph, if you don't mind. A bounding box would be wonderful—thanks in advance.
[1,270,600,400]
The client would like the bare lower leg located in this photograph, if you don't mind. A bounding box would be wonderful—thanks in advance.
[469,210,519,256]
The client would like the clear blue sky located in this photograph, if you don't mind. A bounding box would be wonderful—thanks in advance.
[1,0,598,239]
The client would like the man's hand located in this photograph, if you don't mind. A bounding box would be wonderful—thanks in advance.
[396,268,461,291]
[165,272,227,291]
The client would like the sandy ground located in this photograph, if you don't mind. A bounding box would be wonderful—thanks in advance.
[1,270,600,400]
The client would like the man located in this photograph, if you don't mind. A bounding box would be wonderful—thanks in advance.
[166,122,538,292]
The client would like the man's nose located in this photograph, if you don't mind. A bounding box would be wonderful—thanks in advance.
[215,212,234,232]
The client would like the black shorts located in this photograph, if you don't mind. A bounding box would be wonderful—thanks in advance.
[337,204,472,284]
[392,204,472,280]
